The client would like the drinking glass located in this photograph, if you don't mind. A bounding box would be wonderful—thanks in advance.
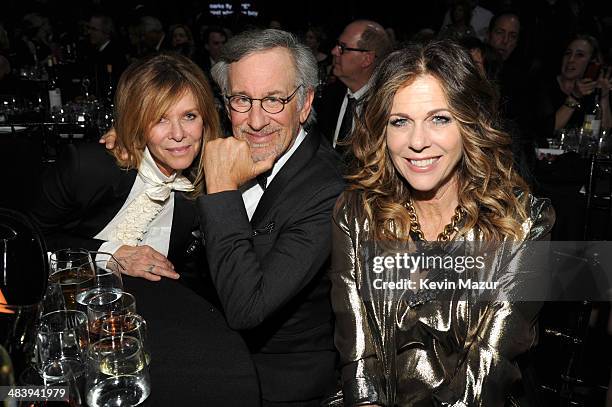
[86,336,151,407]
[74,253,123,313]
[99,313,149,365]
[549,129,564,149]
[0,302,42,380]
[19,360,83,407]
[40,359,84,406]
[598,129,611,158]
[87,292,137,342]
[41,280,66,315]
[562,128,580,153]
[48,250,94,310]
[49,249,92,274]
[37,310,89,382]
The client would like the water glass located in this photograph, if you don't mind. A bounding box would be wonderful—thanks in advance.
[549,129,564,149]
[19,360,83,406]
[86,336,151,406]
[37,310,89,381]
[41,280,66,315]
[99,313,149,365]
[74,254,123,313]
[49,249,92,274]
[40,359,84,406]
[561,128,580,153]
[49,249,95,310]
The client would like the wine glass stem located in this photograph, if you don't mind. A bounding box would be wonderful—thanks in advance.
[2,238,7,285]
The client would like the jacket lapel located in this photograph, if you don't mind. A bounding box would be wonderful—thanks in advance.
[168,192,196,260]
[250,130,320,227]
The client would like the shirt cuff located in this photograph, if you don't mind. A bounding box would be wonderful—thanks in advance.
[95,241,124,264]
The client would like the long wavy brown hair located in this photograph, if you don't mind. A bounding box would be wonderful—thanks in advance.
[347,40,529,241]
[112,52,220,196]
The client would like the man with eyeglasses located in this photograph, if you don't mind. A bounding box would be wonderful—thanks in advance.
[198,29,344,406]
[85,14,127,97]
[316,20,391,157]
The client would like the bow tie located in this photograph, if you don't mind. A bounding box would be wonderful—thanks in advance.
[139,165,194,202]
[256,169,273,190]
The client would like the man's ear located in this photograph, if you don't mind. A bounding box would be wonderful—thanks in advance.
[361,51,376,69]
[299,88,315,124]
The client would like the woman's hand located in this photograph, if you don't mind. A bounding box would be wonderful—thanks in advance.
[573,78,597,98]
[113,245,179,281]
[597,67,611,100]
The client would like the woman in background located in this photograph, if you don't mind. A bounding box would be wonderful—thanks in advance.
[168,24,196,60]
[534,34,611,135]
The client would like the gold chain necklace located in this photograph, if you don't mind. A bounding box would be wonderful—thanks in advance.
[406,199,463,242]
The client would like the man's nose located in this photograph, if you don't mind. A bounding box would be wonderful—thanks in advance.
[331,44,341,57]
[247,102,270,130]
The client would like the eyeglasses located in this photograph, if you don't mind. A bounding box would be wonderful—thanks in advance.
[335,41,371,54]
[225,86,302,114]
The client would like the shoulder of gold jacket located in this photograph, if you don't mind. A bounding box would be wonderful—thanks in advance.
[333,189,556,242]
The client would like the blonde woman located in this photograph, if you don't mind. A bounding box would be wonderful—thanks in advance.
[30,53,220,281]
[331,40,554,406]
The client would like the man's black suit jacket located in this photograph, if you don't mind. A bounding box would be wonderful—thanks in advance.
[29,143,198,268]
[197,129,345,403]
[313,81,346,145]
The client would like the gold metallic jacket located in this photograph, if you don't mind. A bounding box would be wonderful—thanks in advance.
[330,191,555,406]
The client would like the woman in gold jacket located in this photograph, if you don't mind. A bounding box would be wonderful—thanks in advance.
[330,40,555,406]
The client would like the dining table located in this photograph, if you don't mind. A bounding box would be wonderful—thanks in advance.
[122,276,261,406]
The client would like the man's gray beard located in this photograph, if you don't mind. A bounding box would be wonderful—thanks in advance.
[251,147,281,163]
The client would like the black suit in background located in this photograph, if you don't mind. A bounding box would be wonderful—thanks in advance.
[83,40,128,100]
[28,143,199,272]
[197,129,345,405]
[313,81,346,146]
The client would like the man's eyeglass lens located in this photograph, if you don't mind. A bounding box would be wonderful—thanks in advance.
[227,86,301,114]
[336,41,370,54]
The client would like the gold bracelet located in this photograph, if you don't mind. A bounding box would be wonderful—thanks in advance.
[564,97,581,109]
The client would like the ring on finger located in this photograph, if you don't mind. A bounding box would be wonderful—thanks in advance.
[147,264,155,273]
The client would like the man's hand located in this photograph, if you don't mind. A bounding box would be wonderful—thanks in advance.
[204,137,275,194]
[113,245,179,282]
[99,127,117,149]
[99,127,130,160]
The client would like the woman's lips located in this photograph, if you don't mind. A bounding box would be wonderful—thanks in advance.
[166,145,192,155]
[405,156,441,172]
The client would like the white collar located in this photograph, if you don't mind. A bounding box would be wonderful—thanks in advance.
[138,147,193,201]
[348,83,370,100]
[139,147,176,183]
[270,127,306,180]
[99,40,111,52]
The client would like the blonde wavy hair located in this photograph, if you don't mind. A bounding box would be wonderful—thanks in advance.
[347,40,529,241]
[112,52,220,195]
